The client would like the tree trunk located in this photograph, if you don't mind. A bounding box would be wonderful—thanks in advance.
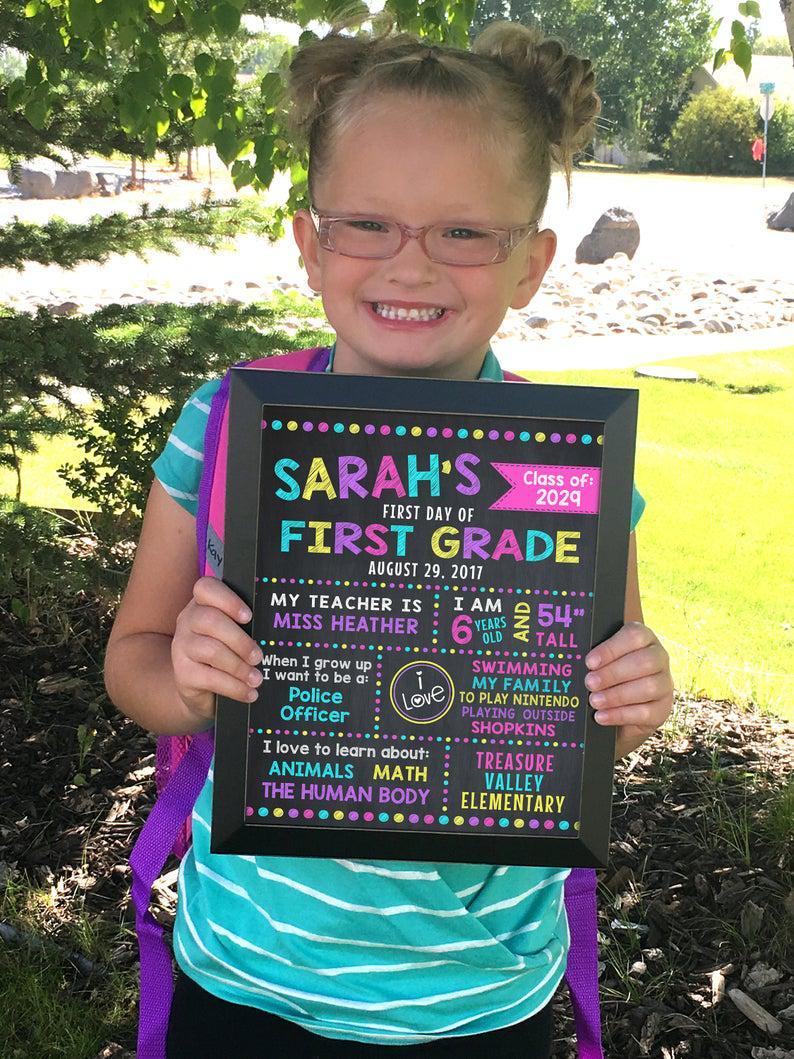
[783,0,794,60]
[131,155,137,184]
[10,439,21,503]
[173,152,181,173]
[186,147,194,179]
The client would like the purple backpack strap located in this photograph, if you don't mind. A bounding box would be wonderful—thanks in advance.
[564,867,604,1057]
[131,729,213,1059]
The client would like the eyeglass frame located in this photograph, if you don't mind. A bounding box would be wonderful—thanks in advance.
[308,206,539,266]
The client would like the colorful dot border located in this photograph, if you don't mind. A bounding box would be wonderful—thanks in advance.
[262,418,603,447]
[244,802,580,835]
[260,639,584,661]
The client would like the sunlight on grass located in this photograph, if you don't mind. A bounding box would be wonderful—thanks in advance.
[524,346,794,721]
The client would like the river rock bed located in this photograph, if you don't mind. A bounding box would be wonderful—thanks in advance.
[2,247,793,342]
[496,254,794,343]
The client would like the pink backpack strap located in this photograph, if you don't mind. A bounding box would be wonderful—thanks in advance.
[199,347,330,579]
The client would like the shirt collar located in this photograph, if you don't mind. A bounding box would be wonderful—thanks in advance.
[324,342,504,381]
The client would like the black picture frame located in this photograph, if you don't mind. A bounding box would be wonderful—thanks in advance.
[212,368,638,868]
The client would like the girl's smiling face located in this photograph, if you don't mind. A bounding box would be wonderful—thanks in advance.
[292,96,556,380]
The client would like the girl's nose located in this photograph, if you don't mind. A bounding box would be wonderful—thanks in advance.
[381,231,441,283]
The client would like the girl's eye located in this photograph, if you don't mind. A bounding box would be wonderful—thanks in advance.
[347,220,389,233]
[442,227,488,240]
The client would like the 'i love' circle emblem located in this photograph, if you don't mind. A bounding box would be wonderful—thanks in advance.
[389,662,455,724]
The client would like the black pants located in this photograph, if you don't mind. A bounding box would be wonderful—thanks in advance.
[166,970,554,1058]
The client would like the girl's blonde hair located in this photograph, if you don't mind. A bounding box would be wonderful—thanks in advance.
[286,17,600,218]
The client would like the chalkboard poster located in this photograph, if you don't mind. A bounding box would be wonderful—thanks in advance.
[212,369,638,868]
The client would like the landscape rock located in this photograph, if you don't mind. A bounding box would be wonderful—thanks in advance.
[2,237,792,344]
[96,172,124,196]
[576,208,641,264]
[54,170,95,198]
[47,301,81,317]
[14,168,55,199]
[767,193,794,232]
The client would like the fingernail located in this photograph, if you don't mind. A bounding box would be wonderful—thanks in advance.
[586,653,600,668]
[590,692,605,707]
[246,689,258,702]
[249,648,263,664]
[594,711,607,723]
[585,673,600,689]
[248,669,263,687]
[239,607,253,623]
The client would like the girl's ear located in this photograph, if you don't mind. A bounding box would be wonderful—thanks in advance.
[509,228,557,311]
[292,209,323,293]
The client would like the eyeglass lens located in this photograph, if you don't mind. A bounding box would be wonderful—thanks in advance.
[327,219,503,265]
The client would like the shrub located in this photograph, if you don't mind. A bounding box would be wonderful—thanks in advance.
[753,34,792,56]
[668,87,757,174]
[767,101,794,177]
[0,295,332,518]
[0,198,280,271]
[0,503,128,603]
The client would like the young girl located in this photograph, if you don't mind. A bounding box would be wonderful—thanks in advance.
[105,20,673,1058]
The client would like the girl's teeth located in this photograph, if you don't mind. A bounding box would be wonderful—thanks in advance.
[373,302,444,321]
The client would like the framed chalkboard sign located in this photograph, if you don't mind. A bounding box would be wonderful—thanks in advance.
[212,369,638,868]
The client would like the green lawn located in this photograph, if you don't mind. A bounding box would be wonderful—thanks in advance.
[524,346,794,721]
[576,162,794,188]
[4,346,792,720]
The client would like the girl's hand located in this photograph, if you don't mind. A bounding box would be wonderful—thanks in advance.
[584,621,673,759]
[171,576,263,726]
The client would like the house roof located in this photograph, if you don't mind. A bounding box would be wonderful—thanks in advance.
[696,54,794,104]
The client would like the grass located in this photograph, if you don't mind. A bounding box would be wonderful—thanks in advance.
[1,706,790,1057]
[521,345,794,722]
[0,433,89,510]
[0,947,133,1058]
[0,877,137,1057]
[576,162,794,186]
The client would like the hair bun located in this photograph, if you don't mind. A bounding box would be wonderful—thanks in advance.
[287,30,373,146]
[472,21,600,155]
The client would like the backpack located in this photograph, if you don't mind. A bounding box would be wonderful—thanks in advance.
[130,345,605,1059]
